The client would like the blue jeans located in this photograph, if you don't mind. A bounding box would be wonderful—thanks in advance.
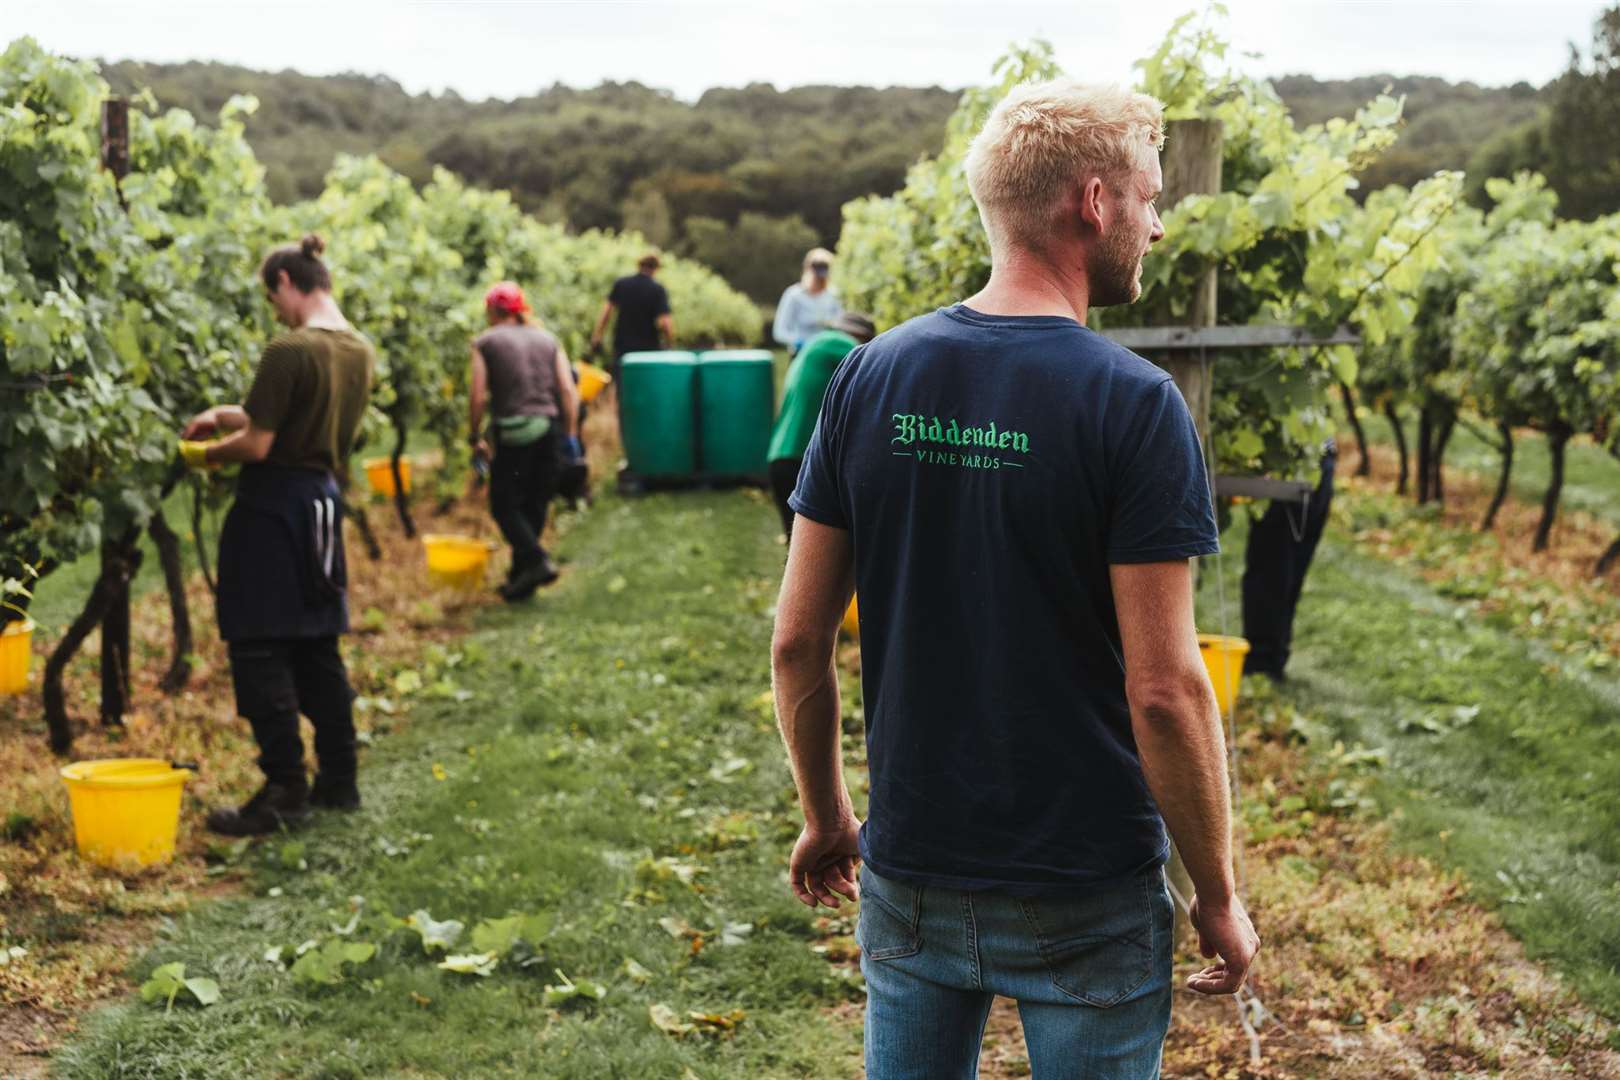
[858,864,1173,1079]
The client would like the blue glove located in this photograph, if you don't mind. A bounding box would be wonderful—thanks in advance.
[562,435,583,462]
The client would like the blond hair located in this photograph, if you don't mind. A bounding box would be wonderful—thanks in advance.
[965,80,1165,251]
[800,247,835,290]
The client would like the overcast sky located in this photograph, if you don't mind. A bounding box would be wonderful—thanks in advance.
[3,0,1605,101]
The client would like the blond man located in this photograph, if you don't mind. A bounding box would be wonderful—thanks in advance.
[772,81,1258,1078]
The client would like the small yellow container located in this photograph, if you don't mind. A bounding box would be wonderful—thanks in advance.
[841,596,860,639]
[60,759,191,870]
[423,534,492,592]
[1198,634,1251,717]
[0,619,33,695]
[576,361,612,403]
[365,457,412,497]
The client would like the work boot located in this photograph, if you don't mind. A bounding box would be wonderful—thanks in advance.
[499,553,560,602]
[309,773,361,811]
[205,781,310,836]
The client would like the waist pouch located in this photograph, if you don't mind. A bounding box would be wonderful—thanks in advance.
[495,414,552,447]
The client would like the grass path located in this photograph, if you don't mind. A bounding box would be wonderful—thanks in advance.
[54,486,865,1078]
[1200,490,1620,1027]
[37,445,1620,1077]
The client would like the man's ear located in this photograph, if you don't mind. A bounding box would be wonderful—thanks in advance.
[1077,176,1109,234]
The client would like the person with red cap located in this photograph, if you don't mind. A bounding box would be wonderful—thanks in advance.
[470,282,582,600]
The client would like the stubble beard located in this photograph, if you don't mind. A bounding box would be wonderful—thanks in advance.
[1092,222,1148,308]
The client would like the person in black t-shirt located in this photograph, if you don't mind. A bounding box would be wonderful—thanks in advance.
[771,81,1258,1079]
[1242,439,1336,680]
[589,252,674,373]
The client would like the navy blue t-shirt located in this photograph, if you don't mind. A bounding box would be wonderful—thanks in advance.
[789,304,1219,894]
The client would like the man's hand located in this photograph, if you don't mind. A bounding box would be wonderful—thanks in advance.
[787,821,861,909]
[1186,892,1260,994]
[473,439,492,464]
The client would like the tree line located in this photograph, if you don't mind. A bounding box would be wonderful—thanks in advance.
[98,62,958,304]
[93,45,1617,306]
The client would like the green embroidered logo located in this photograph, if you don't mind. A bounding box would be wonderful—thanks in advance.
[890,413,1030,470]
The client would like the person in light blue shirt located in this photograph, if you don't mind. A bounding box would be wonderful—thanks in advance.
[772,247,843,353]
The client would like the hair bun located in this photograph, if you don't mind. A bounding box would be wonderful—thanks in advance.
[300,233,326,259]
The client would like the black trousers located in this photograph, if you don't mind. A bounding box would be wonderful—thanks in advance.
[490,429,561,573]
[1241,449,1336,677]
[769,457,802,538]
[228,636,356,788]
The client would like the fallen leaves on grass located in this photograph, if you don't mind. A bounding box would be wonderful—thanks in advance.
[468,913,552,958]
[541,969,606,1008]
[288,940,375,987]
[138,962,220,1012]
[437,953,499,977]
[404,910,464,953]
[648,1002,747,1039]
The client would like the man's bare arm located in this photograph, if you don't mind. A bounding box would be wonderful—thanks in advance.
[1111,558,1259,994]
[180,404,271,464]
[468,346,488,452]
[771,515,860,908]
[552,345,579,439]
[203,421,275,464]
[589,301,614,350]
[657,313,675,350]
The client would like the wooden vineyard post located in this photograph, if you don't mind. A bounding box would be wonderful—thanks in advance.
[1157,118,1222,442]
[99,97,134,727]
[1158,117,1222,950]
[97,534,142,727]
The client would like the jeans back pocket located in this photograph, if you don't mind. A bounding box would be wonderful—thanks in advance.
[1019,872,1162,1008]
[856,866,923,961]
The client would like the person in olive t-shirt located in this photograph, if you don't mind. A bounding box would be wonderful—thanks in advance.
[766,312,874,538]
[589,252,674,370]
[179,234,375,836]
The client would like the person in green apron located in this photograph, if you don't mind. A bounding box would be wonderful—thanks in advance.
[469,282,582,601]
[178,233,375,835]
[767,312,875,538]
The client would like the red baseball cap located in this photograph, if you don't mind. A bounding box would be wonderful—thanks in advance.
[484,281,530,316]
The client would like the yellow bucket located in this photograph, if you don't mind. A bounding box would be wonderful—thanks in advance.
[365,457,412,497]
[1198,634,1251,717]
[841,595,860,639]
[577,361,612,403]
[0,619,33,695]
[60,759,191,870]
[423,534,491,592]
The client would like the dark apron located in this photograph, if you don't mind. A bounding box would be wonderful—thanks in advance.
[216,464,348,642]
